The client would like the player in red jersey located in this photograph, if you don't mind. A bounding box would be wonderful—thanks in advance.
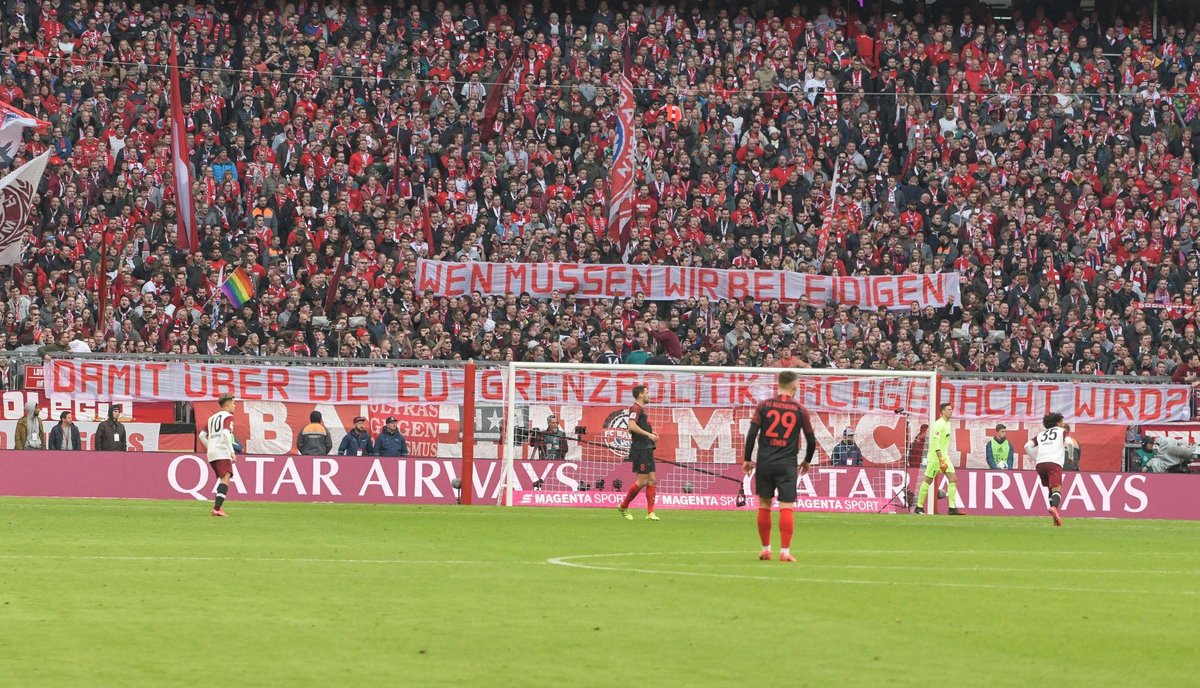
[618,385,661,521]
[742,371,816,562]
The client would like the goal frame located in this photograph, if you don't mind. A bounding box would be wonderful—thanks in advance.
[498,362,939,508]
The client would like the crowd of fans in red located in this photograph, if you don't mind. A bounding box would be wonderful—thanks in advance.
[2,0,1200,389]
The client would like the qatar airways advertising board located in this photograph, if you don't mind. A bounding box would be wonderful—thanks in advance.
[0,452,1196,520]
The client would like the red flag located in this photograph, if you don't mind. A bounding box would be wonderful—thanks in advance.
[420,184,435,251]
[607,37,636,247]
[168,32,198,254]
[0,150,50,265]
[480,45,522,143]
[325,244,350,315]
[96,237,109,330]
[388,116,404,200]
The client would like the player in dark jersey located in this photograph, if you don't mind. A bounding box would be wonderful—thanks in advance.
[618,385,661,521]
[743,371,816,562]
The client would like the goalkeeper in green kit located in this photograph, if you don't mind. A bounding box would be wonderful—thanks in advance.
[915,402,964,515]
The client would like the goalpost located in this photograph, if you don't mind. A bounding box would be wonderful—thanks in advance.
[498,363,937,512]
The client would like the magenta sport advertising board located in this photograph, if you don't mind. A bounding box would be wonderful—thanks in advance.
[1,452,1198,520]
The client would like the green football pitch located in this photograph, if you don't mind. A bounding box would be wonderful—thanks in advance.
[1,499,1196,687]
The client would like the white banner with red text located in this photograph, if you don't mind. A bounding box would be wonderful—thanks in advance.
[47,360,934,412]
[0,451,1196,519]
[940,379,1193,424]
[416,259,962,309]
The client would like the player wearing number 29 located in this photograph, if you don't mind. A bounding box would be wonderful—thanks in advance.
[743,371,816,563]
[203,394,241,517]
[619,385,660,521]
[1024,413,1076,527]
[915,402,964,515]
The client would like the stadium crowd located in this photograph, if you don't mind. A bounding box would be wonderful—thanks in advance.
[2,0,1200,387]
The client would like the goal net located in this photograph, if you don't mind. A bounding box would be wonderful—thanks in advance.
[499,363,936,512]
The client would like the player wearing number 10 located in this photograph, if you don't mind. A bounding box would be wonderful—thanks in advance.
[203,394,240,517]
[742,371,816,563]
[915,402,964,515]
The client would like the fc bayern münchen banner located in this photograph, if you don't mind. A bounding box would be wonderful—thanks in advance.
[416,259,962,309]
[607,35,636,247]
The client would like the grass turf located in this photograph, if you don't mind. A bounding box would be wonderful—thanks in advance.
[0,499,1196,687]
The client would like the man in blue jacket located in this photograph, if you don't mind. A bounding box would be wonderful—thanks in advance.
[375,416,410,457]
[338,416,374,456]
[830,429,864,466]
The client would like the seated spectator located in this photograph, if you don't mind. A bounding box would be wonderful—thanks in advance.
[338,416,374,456]
[48,411,81,451]
[375,417,410,457]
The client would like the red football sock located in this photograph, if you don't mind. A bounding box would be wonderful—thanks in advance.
[757,508,772,547]
[620,485,642,509]
[645,485,656,513]
[779,508,794,549]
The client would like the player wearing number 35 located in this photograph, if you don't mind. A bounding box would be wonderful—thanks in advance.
[742,371,816,563]
[1024,413,1077,527]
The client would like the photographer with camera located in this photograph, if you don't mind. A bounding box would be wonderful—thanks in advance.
[531,415,570,461]
[1141,436,1199,474]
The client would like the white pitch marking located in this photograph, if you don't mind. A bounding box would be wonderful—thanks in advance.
[0,554,515,566]
[635,561,1183,576]
[545,552,1198,596]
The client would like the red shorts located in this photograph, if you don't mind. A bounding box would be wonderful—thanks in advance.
[209,459,234,478]
[1036,462,1063,490]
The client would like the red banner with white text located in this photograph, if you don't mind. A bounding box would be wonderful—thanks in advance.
[191,400,463,459]
[1141,423,1200,445]
[510,404,1125,472]
[415,259,962,309]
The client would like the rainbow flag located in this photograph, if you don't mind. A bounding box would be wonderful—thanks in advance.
[220,267,255,307]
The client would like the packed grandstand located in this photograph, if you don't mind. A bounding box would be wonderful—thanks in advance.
[0,0,1198,391]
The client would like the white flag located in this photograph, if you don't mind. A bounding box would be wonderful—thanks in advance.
[0,150,50,265]
[0,111,38,168]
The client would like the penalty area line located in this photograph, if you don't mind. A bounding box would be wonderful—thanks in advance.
[0,554,542,566]
[545,552,1198,597]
